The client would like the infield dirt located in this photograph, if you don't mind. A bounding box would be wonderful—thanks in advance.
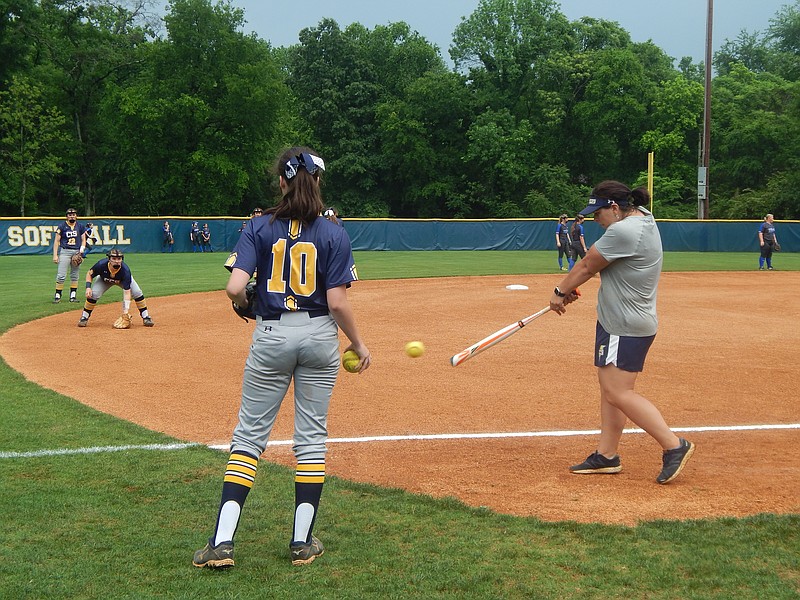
[2,272,798,525]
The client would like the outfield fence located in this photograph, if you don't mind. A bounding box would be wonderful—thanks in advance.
[1,217,798,255]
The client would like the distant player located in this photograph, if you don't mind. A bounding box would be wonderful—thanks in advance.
[569,214,588,269]
[200,223,212,252]
[52,207,87,303]
[757,213,779,270]
[190,221,202,252]
[323,207,343,226]
[162,221,175,253]
[554,214,572,271]
[77,249,154,328]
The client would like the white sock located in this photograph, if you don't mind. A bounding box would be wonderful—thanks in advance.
[293,503,315,543]
[214,500,241,546]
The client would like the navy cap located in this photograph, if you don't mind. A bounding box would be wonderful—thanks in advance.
[579,196,615,216]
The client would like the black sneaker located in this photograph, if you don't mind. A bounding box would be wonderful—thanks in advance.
[143,317,154,327]
[656,438,695,484]
[193,539,234,568]
[290,535,324,566]
[77,317,89,328]
[569,451,622,474]
[53,295,61,304]
[69,296,77,302]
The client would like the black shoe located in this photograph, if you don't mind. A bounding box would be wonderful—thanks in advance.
[69,295,77,303]
[656,438,695,484]
[143,317,154,327]
[193,539,234,568]
[290,536,324,565]
[569,451,622,474]
[77,317,89,328]
[53,295,61,304]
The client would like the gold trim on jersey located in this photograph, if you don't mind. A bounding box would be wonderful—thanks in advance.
[224,252,237,272]
[288,219,302,240]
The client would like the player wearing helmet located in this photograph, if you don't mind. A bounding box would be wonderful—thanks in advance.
[77,249,154,328]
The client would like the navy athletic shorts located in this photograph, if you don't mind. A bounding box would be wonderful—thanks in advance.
[594,321,656,372]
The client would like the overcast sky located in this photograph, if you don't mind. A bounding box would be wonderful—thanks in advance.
[184,0,792,65]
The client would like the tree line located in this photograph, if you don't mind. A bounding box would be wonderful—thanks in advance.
[2,0,799,220]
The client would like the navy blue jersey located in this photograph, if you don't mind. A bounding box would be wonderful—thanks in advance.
[555,222,570,241]
[88,259,133,290]
[57,221,86,250]
[759,222,776,241]
[570,222,584,243]
[227,216,357,317]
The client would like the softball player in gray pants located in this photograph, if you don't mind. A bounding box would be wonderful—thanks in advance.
[52,208,86,303]
[194,147,371,570]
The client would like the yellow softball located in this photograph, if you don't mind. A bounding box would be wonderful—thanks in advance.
[404,341,425,358]
[341,349,360,373]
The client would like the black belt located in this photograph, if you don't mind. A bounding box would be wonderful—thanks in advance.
[259,309,329,320]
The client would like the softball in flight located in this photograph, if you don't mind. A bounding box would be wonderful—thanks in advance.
[404,341,425,358]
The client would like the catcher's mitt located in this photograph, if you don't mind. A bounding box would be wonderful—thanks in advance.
[113,313,133,329]
[774,242,781,252]
[232,282,257,322]
[71,253,83,267]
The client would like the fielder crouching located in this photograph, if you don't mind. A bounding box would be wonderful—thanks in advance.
[77,249,154,328]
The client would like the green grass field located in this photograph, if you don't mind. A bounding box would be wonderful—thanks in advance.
[0,252,797,599]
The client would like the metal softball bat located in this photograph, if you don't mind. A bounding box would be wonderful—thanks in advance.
[450,306,551,367]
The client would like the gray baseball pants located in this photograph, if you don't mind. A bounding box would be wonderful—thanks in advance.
[231,312,340,462]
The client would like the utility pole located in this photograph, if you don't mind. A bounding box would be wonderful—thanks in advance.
[699,0,713,219]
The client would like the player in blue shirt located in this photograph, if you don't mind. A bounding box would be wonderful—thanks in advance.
[77,249,154,328]
[554,214,572,271]
[194,147,370,569]
[569,214,588,269]
[51,207,87,303]
[757,214,780,270]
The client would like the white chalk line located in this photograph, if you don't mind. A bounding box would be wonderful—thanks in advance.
[1,423,798,459]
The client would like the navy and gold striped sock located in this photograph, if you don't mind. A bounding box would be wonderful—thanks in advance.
[134,294,149,318]
[81,297,97,319]
[212,451,258,546]
[293,460,325,544]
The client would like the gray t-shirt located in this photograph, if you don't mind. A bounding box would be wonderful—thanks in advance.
[593,207,662,337]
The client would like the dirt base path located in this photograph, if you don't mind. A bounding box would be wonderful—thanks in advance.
[2,272,798,525]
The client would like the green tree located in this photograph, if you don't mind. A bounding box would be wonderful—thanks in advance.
[451,0,572,118]
[767,0,800,81]
[0,75,69,215]
[639,75,704,209]
[288,19,445,217]
[715,31,772,75]
[0,0,39,86]
[102,0,290,215]
[710,64,800,213]
[375,70,473,217]
[23,0,154,215]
